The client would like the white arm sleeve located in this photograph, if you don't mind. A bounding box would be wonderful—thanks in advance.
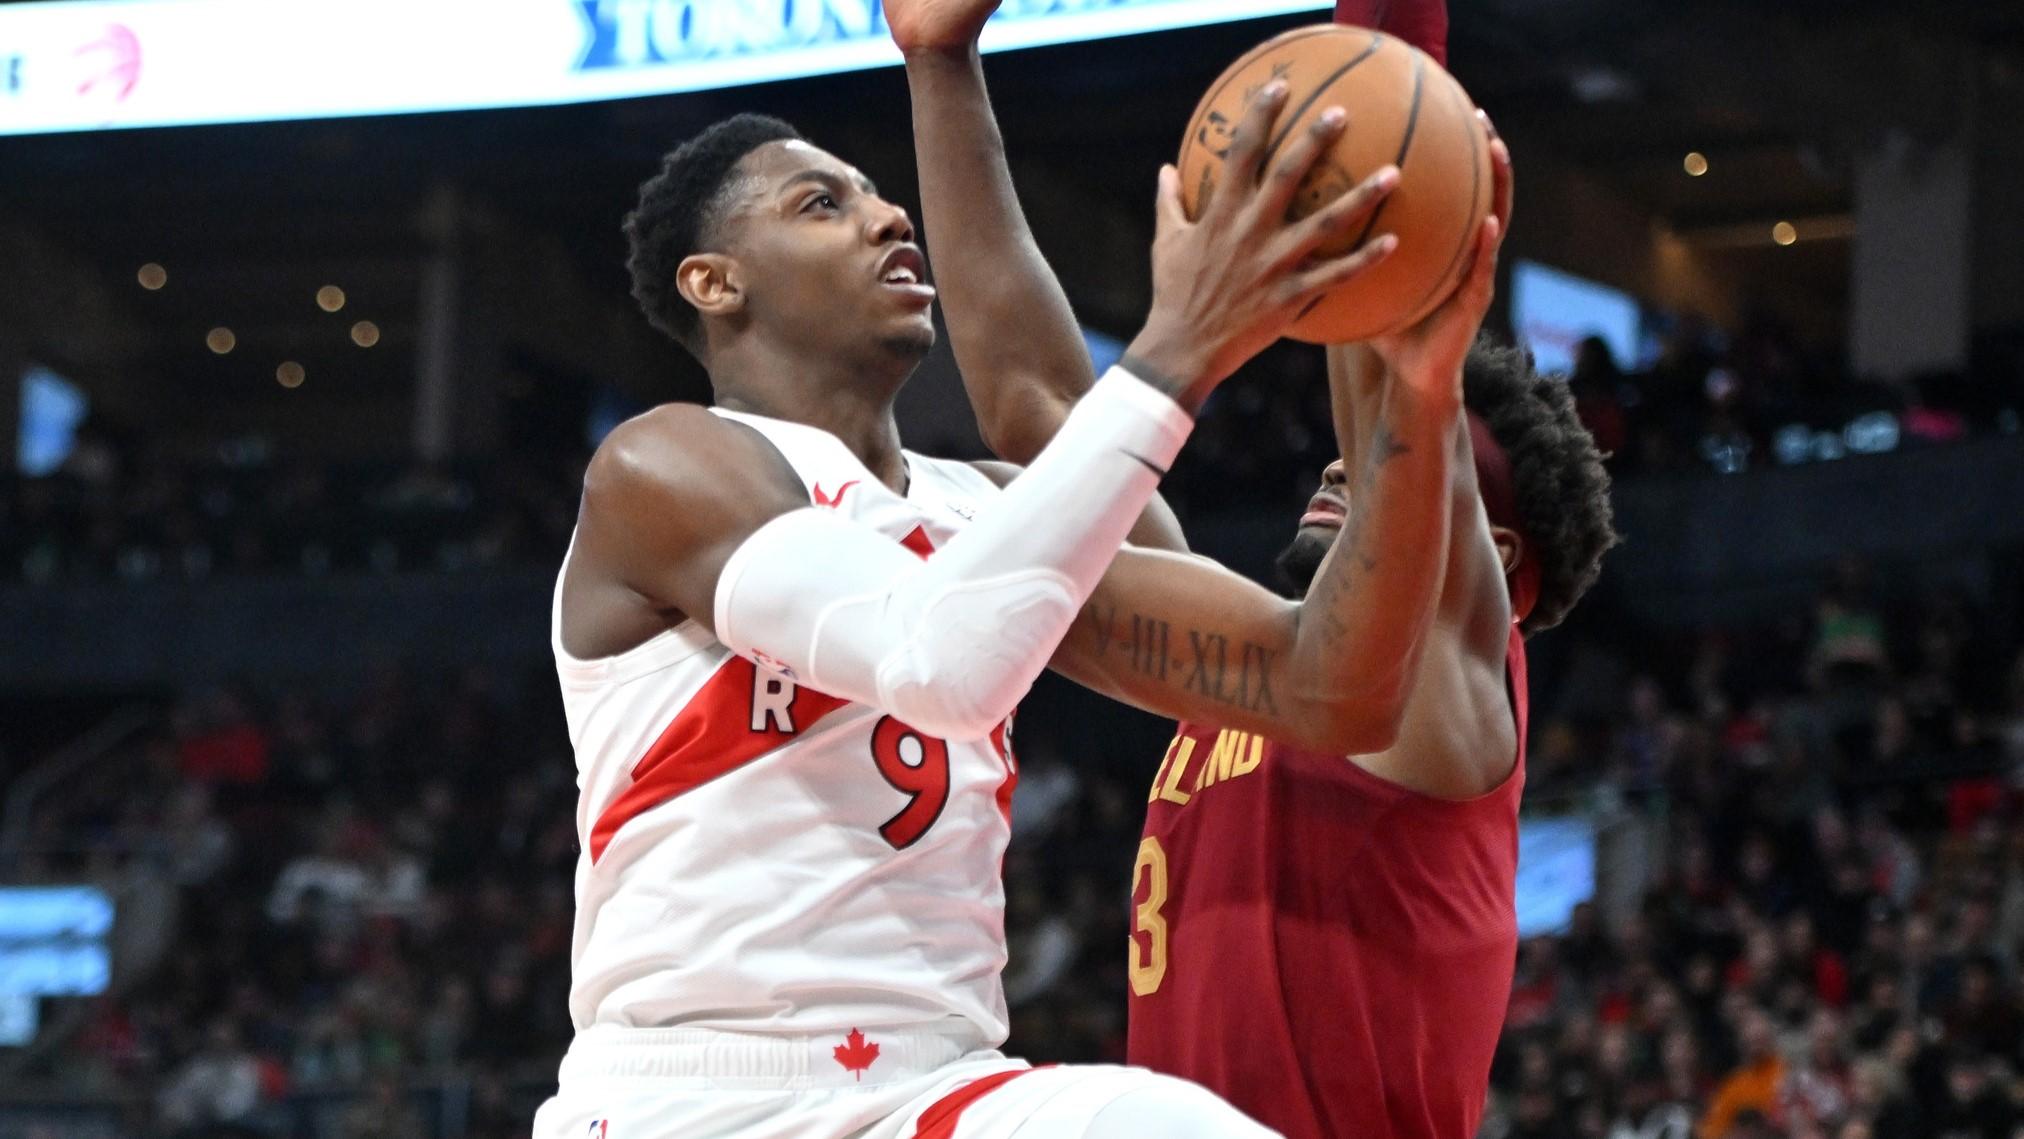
[713,366,1191,740]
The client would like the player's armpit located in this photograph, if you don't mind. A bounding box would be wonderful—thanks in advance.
[1352,618,1516,799]
[1048,545,1399,754]
[574,405,810,637]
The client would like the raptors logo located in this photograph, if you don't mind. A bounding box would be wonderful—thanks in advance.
[73,23,141,104]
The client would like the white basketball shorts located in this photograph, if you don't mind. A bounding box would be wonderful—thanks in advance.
[531,1024,1280,1139]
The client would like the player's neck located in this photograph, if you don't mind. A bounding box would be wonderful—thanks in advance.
[709,343,911,493]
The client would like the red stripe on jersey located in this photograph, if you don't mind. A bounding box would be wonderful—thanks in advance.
[912,1069,1032,1138]
[989,720,1017,829]
[588,657,848,863]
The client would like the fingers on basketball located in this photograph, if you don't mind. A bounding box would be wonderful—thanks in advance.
[1288,233,1398,305]
[1218,82,1290,209]
[1250,108,1349,231]
[1267,165,1396,271]
[1154,164,1188,234]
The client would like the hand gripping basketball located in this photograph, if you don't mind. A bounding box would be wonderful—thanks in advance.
[1371,111,1514,408]
[1180,26,1495,344]
[1127,81,1400,401]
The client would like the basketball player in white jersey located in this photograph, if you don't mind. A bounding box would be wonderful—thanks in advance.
[535,23,1480,1134]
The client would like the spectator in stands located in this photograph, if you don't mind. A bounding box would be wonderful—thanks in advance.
[1700,1007,1785,1137]
[156,1018,266,1137]
[267,810,374,927]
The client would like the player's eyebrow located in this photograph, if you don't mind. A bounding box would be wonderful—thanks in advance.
[779,169,880,200]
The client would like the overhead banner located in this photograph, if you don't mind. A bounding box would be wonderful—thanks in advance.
[0,0,1330,137]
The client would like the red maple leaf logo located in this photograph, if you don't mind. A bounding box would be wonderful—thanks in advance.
[812,480,860,508]
[833,1028,879,1080]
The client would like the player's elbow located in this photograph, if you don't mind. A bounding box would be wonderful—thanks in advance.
[880,673,1021,742]
[976,385,1075,467]
[976,419,1048,469]
[872,575,1076,741]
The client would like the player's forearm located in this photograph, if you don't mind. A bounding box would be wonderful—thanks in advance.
[1326,342,1387,475]
[903,46,1092,464]
[1287,380,1461,751]
[716,367,1191,741]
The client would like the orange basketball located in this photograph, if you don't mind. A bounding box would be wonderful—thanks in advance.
[1178,25,1493,344]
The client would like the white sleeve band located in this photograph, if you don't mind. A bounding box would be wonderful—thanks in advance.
[713,366,1191,740]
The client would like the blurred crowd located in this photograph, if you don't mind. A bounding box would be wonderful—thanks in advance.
[6,313,2020,588]
[0,419,583,586]
[1481,566,2024,1139]
[3,550,2019,1138]
[9,665,579,1137]
[1165,315,2020,518]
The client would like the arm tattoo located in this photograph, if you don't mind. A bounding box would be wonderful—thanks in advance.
[1087,603,1172,681]
[1310,424,1413,638]
[1117,352,1194,413]
[1085,603,1277,712]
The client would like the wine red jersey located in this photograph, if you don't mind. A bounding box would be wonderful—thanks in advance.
[1126,624,1526,1139]
[1335,0,1449,64]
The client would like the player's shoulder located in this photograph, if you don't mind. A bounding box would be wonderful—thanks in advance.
[584,402,802,519]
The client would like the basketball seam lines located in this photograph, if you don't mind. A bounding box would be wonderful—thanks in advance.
[1348,48,1424,252]
[1263,32,1386,159]
[1396,71,1486,328]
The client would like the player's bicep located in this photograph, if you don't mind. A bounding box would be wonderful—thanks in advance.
[1050,546,1302,731]
[577,408,809,635]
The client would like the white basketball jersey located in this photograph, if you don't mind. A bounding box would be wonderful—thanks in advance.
[551,409,1016,1047]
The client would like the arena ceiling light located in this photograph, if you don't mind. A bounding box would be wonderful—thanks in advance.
[0,0,1332,137]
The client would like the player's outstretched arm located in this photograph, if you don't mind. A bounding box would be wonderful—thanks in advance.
[889,0,1185,551]
[889,0,1392,551]
[885,0,1093,466]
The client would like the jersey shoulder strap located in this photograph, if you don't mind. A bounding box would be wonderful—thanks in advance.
[709,407,871,503]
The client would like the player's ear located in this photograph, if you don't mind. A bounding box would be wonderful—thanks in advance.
[1489,524,1523,578]
[676,252,746,319]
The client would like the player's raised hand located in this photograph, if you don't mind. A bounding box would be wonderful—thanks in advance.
[1370,113,1514,407]
[884,0,1002,55]
[1124,81,1399,409]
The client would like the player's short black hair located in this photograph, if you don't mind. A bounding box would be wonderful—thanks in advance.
[1464,336,1619,635]
[624,113,804,357]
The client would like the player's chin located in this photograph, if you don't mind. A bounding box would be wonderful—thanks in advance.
[879,312,937,360]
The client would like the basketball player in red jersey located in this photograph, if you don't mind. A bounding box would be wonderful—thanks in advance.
[896,5,1611,1138]
[1118,343,1619,1139]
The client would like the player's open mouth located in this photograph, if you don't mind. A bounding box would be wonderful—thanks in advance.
[1300,491,1347,529]
[878,246,936,304]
